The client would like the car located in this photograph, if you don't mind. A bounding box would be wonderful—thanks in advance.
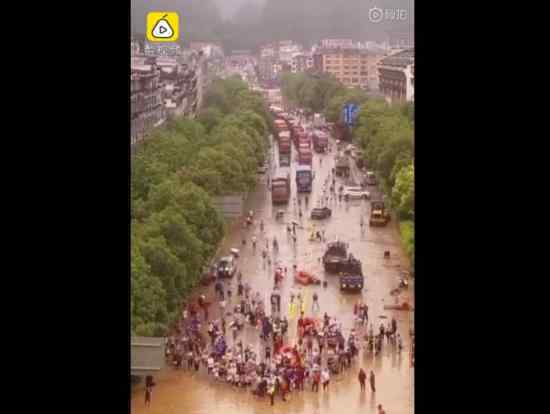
[257,165,268,174]
[217,256,237,278]
[364,171,377,186]
[310,207,332,219]
[343,186,370,200]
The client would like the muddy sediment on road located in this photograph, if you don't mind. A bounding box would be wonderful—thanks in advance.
[132,130,414,414]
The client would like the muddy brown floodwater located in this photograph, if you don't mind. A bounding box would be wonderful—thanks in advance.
[131,122,414,414]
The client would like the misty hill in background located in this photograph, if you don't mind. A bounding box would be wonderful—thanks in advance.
[131,0,413,51]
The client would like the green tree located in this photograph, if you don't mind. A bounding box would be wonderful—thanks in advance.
[392,163,414,220]
[197,107,223,133]
[139,235,185,313]
[131,238,168,334]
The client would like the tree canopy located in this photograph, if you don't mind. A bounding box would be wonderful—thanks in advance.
[131,78,272,335]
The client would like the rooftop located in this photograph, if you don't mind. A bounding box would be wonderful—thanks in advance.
[314,48,383,56]
[379,49,414,67]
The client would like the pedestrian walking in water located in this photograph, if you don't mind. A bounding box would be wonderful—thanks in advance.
[312,292,320,312]
[252,236,257,250]
[369,370,376,393]
[238,281,243,297]
[322,368,330,391]
[358,368,367,392]
[312,370,321,392]
[377,404,386,414]
[215,281,223,300]
[145,375,155,407]
[268,383,276,406]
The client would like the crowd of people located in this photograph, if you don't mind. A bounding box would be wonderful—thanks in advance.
[164,279,401,407]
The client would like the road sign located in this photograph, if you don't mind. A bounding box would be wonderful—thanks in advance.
[343,103,359,126]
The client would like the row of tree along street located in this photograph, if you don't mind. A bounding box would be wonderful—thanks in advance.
[131,76,273,337]
[280,72,414,266]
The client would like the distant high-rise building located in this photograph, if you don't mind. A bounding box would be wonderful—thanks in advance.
[291,53,313,73]
[314,48,385,90]
[321,39,355,49]
[131,62,164,147]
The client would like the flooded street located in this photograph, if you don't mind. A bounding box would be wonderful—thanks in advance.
[132,128,414,414]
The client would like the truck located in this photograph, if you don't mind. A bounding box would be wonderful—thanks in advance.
[298,134,311,149]
[274,119,289,139]
[369,200,391,227]
[339,254,364,292]
[312,130,328,153]
[298,147,313,165]
[271,170,291,204]
[352,149,365,168]
[278,131,291,152]
[278,131,291,166]
[279,153,290,166]
[333,121,351,142]
[296,164,313,193]
[335,156,350,177]
[323,241,347,272]
[340,267,364,292]
[292,129,306,148]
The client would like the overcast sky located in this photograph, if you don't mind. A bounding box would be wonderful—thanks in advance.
[131,0,414,44]
[214,0,266,20]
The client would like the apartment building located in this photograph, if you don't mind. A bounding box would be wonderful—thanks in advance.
[278,42,302,64]
[314,48,385,90]
[378,48,414,103]
[320,39,354,49]
[291,53,314,73]
[131,62,164,148]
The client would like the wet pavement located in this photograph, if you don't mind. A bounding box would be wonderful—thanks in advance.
[131,123,414,414]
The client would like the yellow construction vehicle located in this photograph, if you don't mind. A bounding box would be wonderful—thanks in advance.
[369,200,391,227]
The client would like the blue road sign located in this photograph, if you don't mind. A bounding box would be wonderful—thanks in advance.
[343,103,360,126]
